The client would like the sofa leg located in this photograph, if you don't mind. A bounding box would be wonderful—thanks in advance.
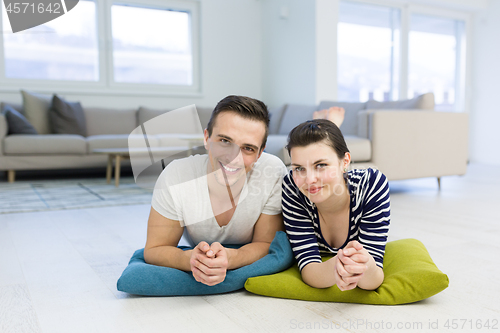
[7,170,15,183]
[437,177,441,191]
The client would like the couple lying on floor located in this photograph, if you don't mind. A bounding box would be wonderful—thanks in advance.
[144,95,390,292]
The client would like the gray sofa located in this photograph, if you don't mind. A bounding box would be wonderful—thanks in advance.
[263,93,469,186]
[0,93,469,186]
[0,104,213,182]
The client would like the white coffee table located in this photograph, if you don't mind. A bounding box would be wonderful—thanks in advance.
[92,146,189,187]
[158,134,205,155]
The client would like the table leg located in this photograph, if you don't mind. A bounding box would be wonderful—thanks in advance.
[115,155,121,187]
[106,155,113,184]
[7,170,15,183]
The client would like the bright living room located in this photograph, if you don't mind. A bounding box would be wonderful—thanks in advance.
[1,0,499,332]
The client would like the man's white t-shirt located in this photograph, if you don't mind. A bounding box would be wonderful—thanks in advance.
[151,152,288,246]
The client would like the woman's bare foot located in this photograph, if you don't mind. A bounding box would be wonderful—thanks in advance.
[313,107,345,128]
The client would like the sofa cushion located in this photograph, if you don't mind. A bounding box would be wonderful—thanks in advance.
[366,92,435,110]
[196,107,212,130]
[141,105,204,138]
[86,135,129,152]
[278,104,317,135]
[137,107,167,125]
[317,101,367,136]
[2,105,38,135]
[268,105,286,135]
[0,114,7,138]
[4,135,86,155]
[49,95,87,136]
[84,107,137,136]
[0,102,24,114]
[344,135,371,162]
[264,134,288,157]
[21,90,52,134]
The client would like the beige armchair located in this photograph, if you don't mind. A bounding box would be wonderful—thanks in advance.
[353,110,469,187]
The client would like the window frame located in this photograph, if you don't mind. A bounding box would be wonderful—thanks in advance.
[0,0,201,97]
[338,0,472,112]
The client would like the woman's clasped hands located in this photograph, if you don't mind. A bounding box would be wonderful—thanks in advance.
[332,240,371,291]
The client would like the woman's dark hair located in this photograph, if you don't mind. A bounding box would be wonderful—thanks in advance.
[207,95,270,150]
[286,119,349,160]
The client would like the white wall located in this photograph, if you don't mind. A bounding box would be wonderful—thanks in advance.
[261,0,316,107]
[0,0,263,110]
[469,0,500,166]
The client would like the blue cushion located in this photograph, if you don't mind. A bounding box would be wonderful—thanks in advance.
[117,231,294,296]
[2,105,38,135]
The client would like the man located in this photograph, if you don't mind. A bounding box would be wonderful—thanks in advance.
[144,95,287,287]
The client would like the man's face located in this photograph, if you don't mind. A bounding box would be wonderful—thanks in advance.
[204,111,266,187]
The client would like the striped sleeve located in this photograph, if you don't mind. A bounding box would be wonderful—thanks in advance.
[282,172,322,271]
[358,169,391,268]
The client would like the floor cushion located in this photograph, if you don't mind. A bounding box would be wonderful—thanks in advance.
[117,231,294,296]
[244,238,449,305]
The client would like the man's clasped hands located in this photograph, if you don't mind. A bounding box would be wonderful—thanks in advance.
[190,242,230,286]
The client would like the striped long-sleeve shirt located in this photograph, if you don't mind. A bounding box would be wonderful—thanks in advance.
[282,168,390,271]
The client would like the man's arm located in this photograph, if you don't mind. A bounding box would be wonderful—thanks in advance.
[143,207,192,271]
[225,213,284,269]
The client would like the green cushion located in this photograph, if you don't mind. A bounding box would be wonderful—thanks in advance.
[244,238,448,305]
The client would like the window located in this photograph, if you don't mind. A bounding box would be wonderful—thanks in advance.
[337,1,400,102]
[408,14,466,111]
[0,0,199,94]
[2,0,99,81]
[337,1,468,111]
[111,4,193,85]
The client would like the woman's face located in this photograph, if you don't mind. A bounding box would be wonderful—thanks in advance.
[290,141,350,204]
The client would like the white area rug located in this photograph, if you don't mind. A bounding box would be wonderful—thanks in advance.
[0,177,153,214]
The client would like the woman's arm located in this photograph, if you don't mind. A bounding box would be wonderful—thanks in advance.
[357,255,384,290]
[355,169,391,279]
[300,259,337,289]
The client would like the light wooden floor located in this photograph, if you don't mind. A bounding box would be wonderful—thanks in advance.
[1,164,499,333]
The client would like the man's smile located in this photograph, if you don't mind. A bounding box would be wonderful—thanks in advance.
[219,161,242,175]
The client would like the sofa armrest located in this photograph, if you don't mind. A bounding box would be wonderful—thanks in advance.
[0,113,7,156]
[357,110,369,138]
[368,110,468,180]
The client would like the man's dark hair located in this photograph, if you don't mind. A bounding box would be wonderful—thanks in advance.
[206,95,270,150]
[286,119,349,160]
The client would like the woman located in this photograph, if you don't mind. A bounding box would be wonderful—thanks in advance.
[282,108,390,291]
